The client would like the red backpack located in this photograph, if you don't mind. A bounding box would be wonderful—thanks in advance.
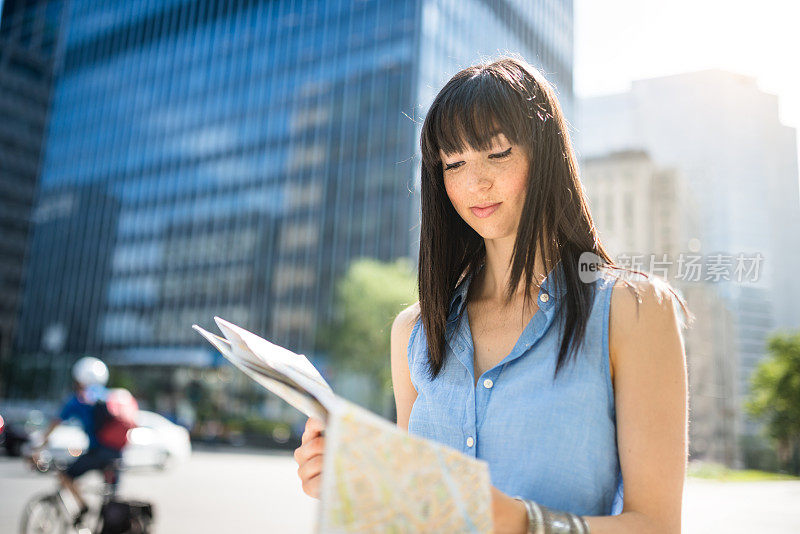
[94,388,139,451]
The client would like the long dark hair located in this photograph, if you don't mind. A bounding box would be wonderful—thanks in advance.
[416,55,692,382]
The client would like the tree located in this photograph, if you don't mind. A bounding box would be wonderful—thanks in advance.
[317,257,417,416]
[745,329,800,475]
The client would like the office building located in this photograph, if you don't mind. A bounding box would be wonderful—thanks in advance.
[579,70,800,465]
[582,149,740,465]
[0,0,64,395]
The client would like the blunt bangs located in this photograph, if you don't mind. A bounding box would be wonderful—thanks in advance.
[421,66,535,166]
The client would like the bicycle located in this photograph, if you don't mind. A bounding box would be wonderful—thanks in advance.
[19,454,151,534]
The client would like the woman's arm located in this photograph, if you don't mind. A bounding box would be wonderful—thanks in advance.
[584,278,688,533]
[390,302,419,431]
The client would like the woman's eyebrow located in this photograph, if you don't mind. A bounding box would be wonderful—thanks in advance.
[488,128,510,140]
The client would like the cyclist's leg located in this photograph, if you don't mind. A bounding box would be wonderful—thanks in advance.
[101,454,124,498]
[63,447,118,515]
[61,452,97,510]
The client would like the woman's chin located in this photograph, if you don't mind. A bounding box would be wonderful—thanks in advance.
[472,226,516,241]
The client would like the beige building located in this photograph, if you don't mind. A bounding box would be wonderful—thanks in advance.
[581,150,698,265]
[581,149,742,466]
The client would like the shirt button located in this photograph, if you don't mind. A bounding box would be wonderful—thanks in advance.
[466,436,474,447]
[483,378,493,389]
[539,293,549,303]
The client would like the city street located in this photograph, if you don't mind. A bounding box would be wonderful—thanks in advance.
[0,448,318,533]
[2,450,799,533]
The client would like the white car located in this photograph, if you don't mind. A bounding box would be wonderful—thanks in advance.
[26,410,191,471]
[124,410,192,469]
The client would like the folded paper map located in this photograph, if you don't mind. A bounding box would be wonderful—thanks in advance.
[193,317,493,533]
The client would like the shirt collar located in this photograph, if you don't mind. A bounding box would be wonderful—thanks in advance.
[447,259,567,321]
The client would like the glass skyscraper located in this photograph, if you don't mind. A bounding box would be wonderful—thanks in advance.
[7,0,573,418]
[0,0,64,395]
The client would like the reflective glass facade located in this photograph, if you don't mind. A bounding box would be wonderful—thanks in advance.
[8,0,573,401]
[0,0,64,394]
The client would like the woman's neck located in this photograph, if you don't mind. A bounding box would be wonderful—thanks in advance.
[475,235,550,304]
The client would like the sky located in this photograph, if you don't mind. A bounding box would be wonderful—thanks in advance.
[574,0,800,170]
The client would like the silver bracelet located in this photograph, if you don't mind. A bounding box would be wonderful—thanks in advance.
[513,497,591,534]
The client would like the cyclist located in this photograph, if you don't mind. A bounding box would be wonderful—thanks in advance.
[33,356,122,525]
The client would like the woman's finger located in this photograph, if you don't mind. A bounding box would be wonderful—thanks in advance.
[302,473,322,499]
[297,454,324,483]
[301,417,324,444]
[294,435,325,464]
[307,417,324,435]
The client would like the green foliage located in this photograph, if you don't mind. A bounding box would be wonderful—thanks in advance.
[739,433,781,471]
[688,460,799,481]
[317,257,417,412]
[222,414,289,436]
[745,329,800,475]
[107,366,137,392]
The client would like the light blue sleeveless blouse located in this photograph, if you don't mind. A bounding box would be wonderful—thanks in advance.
[407,261,624,516]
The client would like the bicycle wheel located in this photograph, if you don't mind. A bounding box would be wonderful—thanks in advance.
[19,494,68,534]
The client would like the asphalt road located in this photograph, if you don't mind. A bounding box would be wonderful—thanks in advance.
[0,448,318,533]
[2,450,799,533]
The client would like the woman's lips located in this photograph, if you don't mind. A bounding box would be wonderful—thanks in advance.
[470,202,501,218]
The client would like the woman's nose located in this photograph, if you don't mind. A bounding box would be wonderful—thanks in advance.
[465,167,492,191]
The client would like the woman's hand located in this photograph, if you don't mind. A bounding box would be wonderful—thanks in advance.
[293,417,325,499]
[491,485,528,534]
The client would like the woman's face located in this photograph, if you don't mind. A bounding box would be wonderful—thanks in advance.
[439,132,529,240]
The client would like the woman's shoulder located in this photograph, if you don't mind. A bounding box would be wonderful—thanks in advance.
[604,271,682,388]
[391,301,421,351]
[607,271,679,317]
[394,300,420,326]
[608,272,684,366]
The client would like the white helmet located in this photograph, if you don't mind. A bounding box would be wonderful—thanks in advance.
[72,356,109,387]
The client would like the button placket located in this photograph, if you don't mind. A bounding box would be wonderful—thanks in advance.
[465,373,477,456]
[475,369,497,435]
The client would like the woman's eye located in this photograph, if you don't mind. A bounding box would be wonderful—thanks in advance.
[443,147,510,171]
[489,147,512,159]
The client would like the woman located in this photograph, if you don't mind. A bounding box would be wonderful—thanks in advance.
[295,56,691,534]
